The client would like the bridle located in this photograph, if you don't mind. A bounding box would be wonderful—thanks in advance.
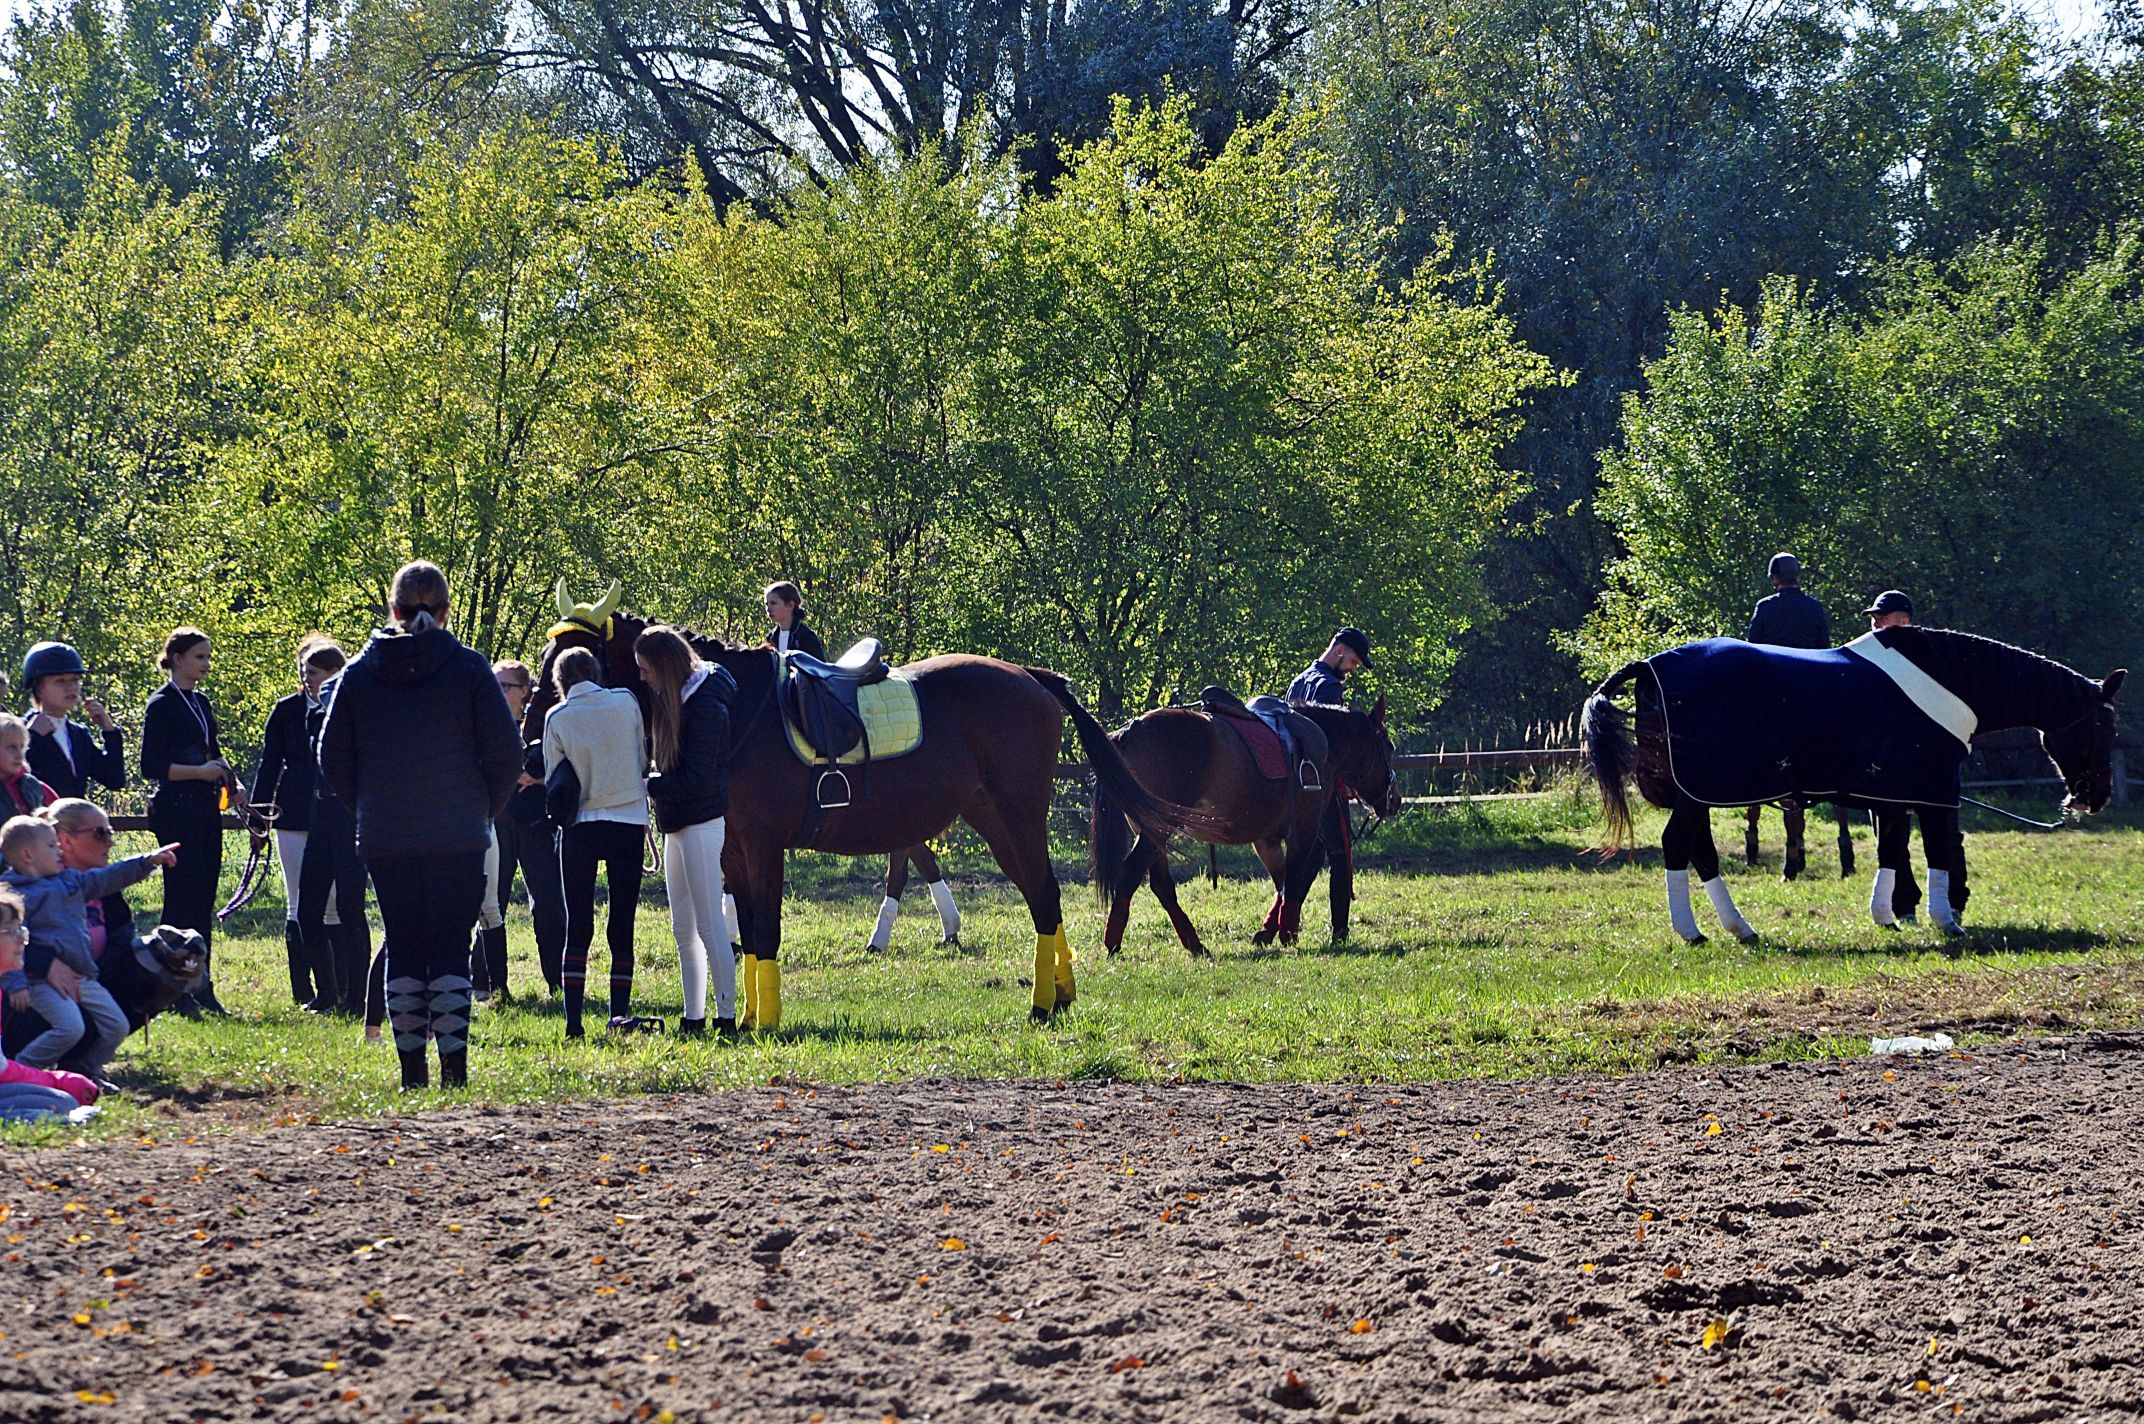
[216,800,282,922]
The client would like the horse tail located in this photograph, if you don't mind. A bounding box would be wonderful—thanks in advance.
[1089,758,1135,905]
[1025,668,1202,891]
[1581,660,1647,851]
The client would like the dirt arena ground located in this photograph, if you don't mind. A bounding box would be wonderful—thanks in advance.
[4,1037,2141,1422]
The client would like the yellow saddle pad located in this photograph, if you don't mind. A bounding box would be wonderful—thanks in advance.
[782,667,924,765]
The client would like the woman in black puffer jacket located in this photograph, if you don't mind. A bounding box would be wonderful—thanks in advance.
[319,562,521,1090]
[634,626,737,1036]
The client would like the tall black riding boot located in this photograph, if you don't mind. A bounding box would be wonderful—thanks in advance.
[387,975,428,1089]
[189,937,230,1017]
[468,927,492,999]
[332,924,368,1017]
[430,976,472,1089]
[283,921,312,1005]
[483,926,510,1000]
[396,1050,430,1090]
[302,924,340,1013]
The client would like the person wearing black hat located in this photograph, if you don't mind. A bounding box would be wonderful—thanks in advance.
[1288,627,1372,708]
[21,643,125,802]
[1744,553,1831,648]
[1742,554,1838,879]
[1856,591,1969,934]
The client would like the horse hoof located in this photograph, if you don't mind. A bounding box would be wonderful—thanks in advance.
[1251,930,1275,947]
[863,943,885,955]
[1279,932,1299,947]
[941,934,961,949]
[1187,944,1211,960]
[1736,931,1761,946]
[1029,1005,1054,1026]
[1680,932,1708,946]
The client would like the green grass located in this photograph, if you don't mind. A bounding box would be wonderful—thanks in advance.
[9,790,2143,1141]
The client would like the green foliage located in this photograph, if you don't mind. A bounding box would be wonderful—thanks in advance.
[1577,239,2144,679]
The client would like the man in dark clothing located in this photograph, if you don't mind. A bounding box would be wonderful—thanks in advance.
[1286,627,1373,939]
[319,562,521,1091]
[1744,553,1831,648]
[1742,553,1840,878]
[1288,627,1371,707]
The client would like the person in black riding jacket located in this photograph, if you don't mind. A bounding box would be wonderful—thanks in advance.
[1859,591,1970,931]
[319,562,520,1091]
[1287,627,1372,939]
[21,643,125,802]
[763,581,825,659]
[1741,553,1842,880]
[1744,553,1830,648]
[254,636,344,1011]
[140,628,247,1017]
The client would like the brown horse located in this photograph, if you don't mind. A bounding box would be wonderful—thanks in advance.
[1093,696,1402,955]
[530,591,1199,1025]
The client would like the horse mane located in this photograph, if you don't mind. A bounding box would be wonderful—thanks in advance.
[1887,626,2104,728]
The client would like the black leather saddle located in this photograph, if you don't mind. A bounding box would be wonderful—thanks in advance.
[782,639,890,764]
[1196,686,1325,790]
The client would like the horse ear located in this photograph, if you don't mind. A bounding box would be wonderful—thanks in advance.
[2104,669,2127,703]
[554,577,575,620]
[1371,693,1387,727]
[594,580,622,622]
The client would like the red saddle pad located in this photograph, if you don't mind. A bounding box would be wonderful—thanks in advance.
[1217,712,1290,781]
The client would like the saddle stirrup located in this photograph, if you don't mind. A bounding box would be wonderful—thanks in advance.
[816,768,854,810]
[1298,760,1323,792]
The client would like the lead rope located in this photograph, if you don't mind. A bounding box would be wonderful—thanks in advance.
[215,801,282,922]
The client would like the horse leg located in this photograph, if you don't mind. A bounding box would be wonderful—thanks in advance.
[868,851,909,953]
[1689,808,1758,944]
[1782,803,1806,881]
[1102,833,1160,958]
[911,843,961,945]
[1249,838,1290,946]
[1919,808,1967,938]
[726,840,759,1027]
[1321,797,1354,943]
[736,838,788,1030]
[1743,804,1761,864]
[962,795,1072,1022]
[1662,802,1705,944]
[1835,802,1856,877]
[1146,846,1208,959]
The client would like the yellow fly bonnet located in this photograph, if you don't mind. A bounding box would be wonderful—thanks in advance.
[549,578,622,643]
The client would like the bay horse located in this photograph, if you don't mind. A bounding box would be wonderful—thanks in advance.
[530,586,1200,1025]
[1582,627,2124,943]
[1093,696,1402,954]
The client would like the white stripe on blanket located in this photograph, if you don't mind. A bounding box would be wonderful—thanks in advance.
[1843,633,1978,748]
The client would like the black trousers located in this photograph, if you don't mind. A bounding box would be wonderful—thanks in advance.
[298,796,372,1013]
[497,812,568,989]
[367,851,487,990]
[149,790,223,952]
[560,820,645,1020]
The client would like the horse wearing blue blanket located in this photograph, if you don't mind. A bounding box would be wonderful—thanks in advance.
[1582,627,2124,943]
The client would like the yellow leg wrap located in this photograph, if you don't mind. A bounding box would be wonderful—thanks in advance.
[756,958,782,1030]
[1032,931,1056,1016]
[741,954,760,1030]
[1052,927,1076,1009]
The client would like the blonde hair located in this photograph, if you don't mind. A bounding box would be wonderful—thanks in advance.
[44,798,106,837]
[0,714,27,749]
[297,634,345,674]
[0,814,53,867]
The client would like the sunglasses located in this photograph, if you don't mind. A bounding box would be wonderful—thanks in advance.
[62,825,115,842]
[498,680,531,693]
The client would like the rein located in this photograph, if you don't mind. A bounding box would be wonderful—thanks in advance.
[216,801,282,922]
[1959,794,2067,831]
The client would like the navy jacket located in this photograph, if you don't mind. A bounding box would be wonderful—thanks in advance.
[769,619,826,660]
[646,665,736,834]
[318,626,523,859]
[1287,660,1349,707]
[251,692,320,833]
[27,720,125,801]
[1745,588,1831,650]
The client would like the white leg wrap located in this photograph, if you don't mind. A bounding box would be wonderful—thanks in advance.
[868,895,899,951]
[1703,876,1758,942]
[1927,869,1963,935]
[1869,867,1898,927]
[927,879,961,940]
[1666,869,1703,943]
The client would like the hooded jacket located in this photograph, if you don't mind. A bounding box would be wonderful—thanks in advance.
[318,624,522,859]
[646,663,736,834]
[0,855,163,987]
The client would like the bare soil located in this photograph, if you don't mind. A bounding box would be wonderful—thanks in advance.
[5,1038,2143,1423]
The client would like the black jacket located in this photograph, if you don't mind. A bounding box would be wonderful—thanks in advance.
[770,618,826,660]
[252,692,320,833]
[318,625,523,859]
[507,740,551,831]
[27,720,125,801]
[1745,588,1831,650]
[646,665,736,833]
[139,682,222,807]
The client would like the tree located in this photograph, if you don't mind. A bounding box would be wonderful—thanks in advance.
[1576,239,2144,683]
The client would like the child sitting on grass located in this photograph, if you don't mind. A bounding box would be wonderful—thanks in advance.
[0,816,175,1078]
[0,884,100,1121]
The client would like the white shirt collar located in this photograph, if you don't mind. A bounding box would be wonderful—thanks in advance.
[682,663,713,703]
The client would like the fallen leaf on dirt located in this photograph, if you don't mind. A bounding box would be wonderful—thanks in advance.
[1579,1262,1597,1273]
[1663,1265,1684,1279]
[1110,1354,1146,1372]
[803,1348,829,1362]
[1349,1319,1374,1334]
[1039,1233,1060,1245]
[1700,1317,1730,1350]
[941,1238,967,1251]
[74,1391,114,1405]
[1706,1122,1723,1137]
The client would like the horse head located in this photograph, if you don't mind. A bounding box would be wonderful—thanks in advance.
[2042,668,2126,816]
[526,579,639,740]
[1329,694,1403,819]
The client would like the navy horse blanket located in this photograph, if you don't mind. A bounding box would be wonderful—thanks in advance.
[1643,638,1970,808]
